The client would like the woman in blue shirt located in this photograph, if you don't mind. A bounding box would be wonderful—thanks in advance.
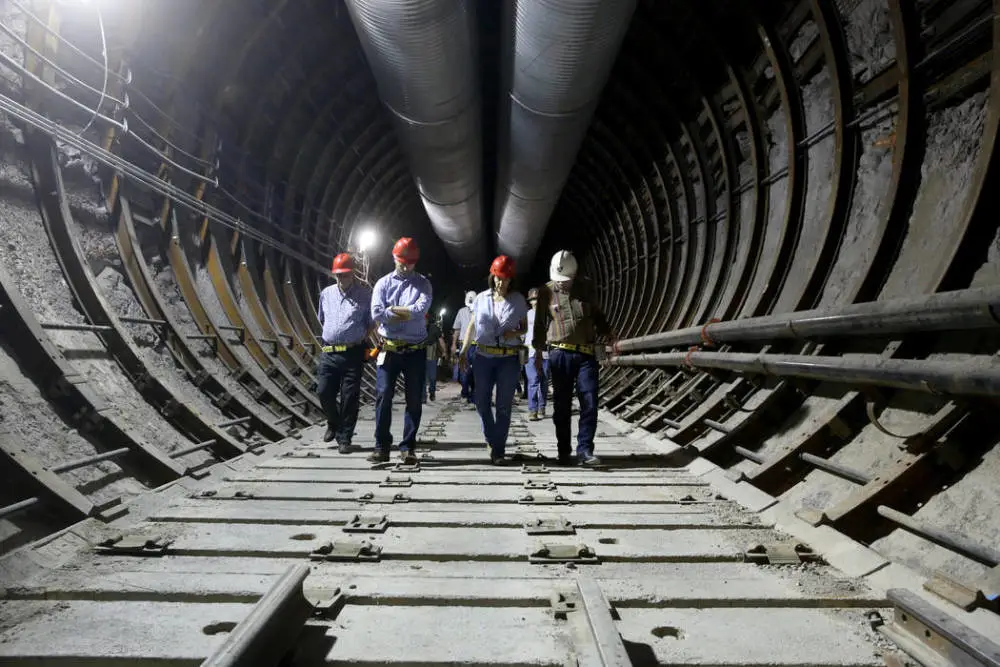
[459,255,529,465]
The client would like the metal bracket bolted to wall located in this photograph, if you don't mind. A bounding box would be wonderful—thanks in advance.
[342,514,389,533]
[380,475,413,488]
[519,492,571,505]
[94,534,172,556]
[525,516,576,535]
[358,491,410,504]
[309,540,382,562]
[744,542,819,565]
[529,543,599,564]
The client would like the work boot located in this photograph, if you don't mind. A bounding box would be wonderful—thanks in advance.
[367,449,390,464]
[323,426,336,443]
[490,452,506,466]
[337,442,351,454]
[578,454,602,467]
[556,454,575,467]
[400,450,418,465]
[528,411,538,421]
[429,392,435,401]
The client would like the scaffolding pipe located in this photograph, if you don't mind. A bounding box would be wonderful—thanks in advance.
[50,448,130,474]
[615,287,1000,353]
[609,350,1000,398]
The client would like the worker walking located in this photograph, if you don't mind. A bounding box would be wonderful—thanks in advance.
[423,312,447,402]
[369,237,433,464]
[459,255,528,465]
[316,253,373,453]
[531,250,617,466]
[524,287,548,421]
[451,291,477,403]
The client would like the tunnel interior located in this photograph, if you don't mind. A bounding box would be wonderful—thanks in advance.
[2,0,1000,655]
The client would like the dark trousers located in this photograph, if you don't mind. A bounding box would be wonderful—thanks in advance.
[473,353,521,457]
[374,348,426,452]
[549,349,599,458]
[461,346,476,402]
[424,358,438,400]
[315,347,364,445]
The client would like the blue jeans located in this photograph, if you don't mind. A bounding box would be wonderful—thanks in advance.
[315,347,363,445]
[424,358,438,399]
[525,358,549,412]
[462,345,476,402]
[548,349,599,458]
[473,353,520,457]
[374,348,426,452]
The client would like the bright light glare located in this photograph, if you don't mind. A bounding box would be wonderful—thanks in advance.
[357,229,377,252]
[439,307,447,317]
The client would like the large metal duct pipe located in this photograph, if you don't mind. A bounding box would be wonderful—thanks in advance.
[343,0,487,269]
[494,0,637,268]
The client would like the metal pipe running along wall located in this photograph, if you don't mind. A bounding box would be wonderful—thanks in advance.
[493,0,637,268]
[609,350,1000,399]
[344,0,488,269]
[615,286,1000,352]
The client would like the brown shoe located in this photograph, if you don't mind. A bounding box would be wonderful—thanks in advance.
[367,450,390,464]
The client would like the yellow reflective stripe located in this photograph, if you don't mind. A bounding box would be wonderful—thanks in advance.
[550,342,594,355]
[477,345,520,356]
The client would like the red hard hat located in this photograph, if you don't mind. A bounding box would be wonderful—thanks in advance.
[490,255,516,279]
[331,253,354,274]
[392,237,419,264]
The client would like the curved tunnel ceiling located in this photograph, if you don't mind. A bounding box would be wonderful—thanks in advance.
[2,0,1000,598]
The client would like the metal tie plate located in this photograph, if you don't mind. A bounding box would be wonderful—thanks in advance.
[524,478,557,491]
[521,464,550,475]
[94,534,172,556]
[359,491,410,504]
[744,541,818,565]
[529,543,599,564]
[519,492,571,505]
[342,513,389,533]
[309,540,382,562]
[380,474,413,488]
[525,516,576,535]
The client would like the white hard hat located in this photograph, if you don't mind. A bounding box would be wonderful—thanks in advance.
[464,290,476,307]
[550,250,578,282]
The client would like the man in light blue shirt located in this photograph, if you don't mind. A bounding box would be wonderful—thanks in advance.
[316,253,373,453]
[368,237,433,464]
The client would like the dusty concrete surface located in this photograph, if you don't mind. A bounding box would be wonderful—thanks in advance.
[880,93,988,298]
[819,110,896,306]
[838,0,895,83]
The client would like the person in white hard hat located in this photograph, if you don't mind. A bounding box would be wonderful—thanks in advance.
[451,290,477,404]
[530,250,617,466]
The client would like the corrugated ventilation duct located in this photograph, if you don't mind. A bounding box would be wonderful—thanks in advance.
[494,0,637,269]
[344,0,487,269]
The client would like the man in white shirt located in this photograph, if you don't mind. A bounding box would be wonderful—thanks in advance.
[451,290,476,403]
[524,287,549,420]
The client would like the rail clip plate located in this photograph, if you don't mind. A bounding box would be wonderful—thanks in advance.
[550,590,581,618]
[359,491,410,504]
[744,541,817,565]
[521,464,549,474]
[525,516,576,535]
[524,478,557,491]
[310,540,382,562]
[342,514,389,533]
[519,492,571,505]
[380,475,413,488]
[94,534,172,556]
[530,543,598,564]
